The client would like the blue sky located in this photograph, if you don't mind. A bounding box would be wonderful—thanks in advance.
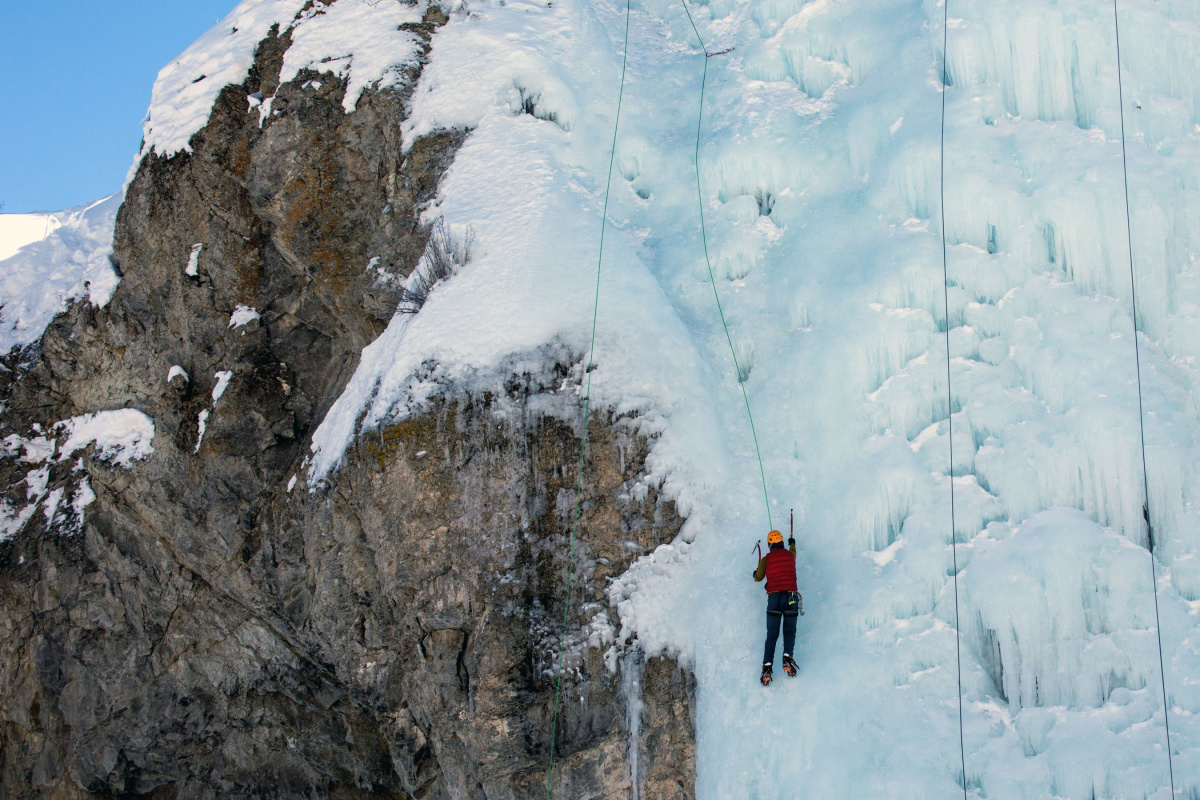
[0,1,239,213]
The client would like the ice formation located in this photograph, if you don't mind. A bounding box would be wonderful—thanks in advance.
[0,194,121,354]
[69,0,1200,795]
[296,0,1200,794]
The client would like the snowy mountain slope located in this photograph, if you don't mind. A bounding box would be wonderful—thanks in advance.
[0,194,120,355]
[0,213,62,262]
[62,0,1199,795]
[292,0,1200,796]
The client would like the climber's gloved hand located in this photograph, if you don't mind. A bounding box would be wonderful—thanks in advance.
[788,536,795,547]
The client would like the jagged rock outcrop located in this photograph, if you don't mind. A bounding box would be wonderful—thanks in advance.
[0,8,695,799]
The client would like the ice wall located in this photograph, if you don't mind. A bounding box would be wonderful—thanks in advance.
[602,0,1199,795]
[277,0,1200,796]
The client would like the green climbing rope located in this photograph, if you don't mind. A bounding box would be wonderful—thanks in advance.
[680,0,774,531]
[544,1,631,796]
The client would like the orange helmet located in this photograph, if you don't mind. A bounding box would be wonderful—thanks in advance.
[767,530,784,545]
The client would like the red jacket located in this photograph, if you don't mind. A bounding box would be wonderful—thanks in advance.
[755,545,798,593]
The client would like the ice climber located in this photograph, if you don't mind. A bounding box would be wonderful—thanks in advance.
[754,529,802,686]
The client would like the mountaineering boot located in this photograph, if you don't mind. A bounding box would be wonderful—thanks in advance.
[761,663,773,686]
[782,653,797,677]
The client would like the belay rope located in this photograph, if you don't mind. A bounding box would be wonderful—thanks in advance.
[938,2,969,796]
[939,3,1179,795]
[546,4,773,791]
[543,2,1177,797]
[543,0,632,795]
[680,0,773,532]
[1112,0,1176,792]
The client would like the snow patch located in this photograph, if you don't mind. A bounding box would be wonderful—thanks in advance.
[56,410,156,468]
[0,194,121,353]
[0,212,63,261]
[72,479,96,521]
[195,409,210,453]
[186,243,202,276]
[212,370,233,403]
[0,498,39,544]
[228,304,260,330]
[140,0,436,161]
[42,488,64,526]
[0,410,151,541]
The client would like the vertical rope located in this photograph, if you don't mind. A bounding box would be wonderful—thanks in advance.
[544,1,632,794]
[1111,2,1176,793]
[937,2,969,796]
[679,0,773,532]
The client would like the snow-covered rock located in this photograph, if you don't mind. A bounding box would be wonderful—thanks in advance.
[0,409,154,542]
[0,194,120,354]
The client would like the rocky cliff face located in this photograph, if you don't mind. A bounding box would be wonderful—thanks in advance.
[0,8,695,798]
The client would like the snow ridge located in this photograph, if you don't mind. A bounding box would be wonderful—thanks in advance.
[140,0,435,161]
[140,0,310,158]
[0,194,121,354]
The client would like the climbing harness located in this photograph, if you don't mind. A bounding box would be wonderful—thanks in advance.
[937,3,969,796]
[544,1,632,795]
[1112,1,1176,791]
[680,0,774,532]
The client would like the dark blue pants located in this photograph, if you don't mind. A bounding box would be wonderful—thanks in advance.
[763,591,800,666]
